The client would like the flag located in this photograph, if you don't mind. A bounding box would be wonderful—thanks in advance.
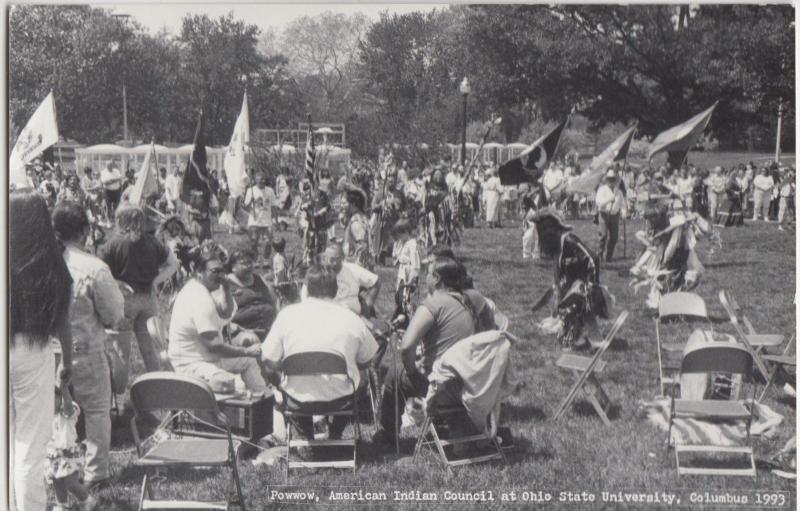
[566,122,638,195]
[224,92,250,197]
[647,101,718,166]
[305,120,316,186]
[129,141,160,206]
[499,117,569,186]
[180,111,211,204]
[10,91,59,189]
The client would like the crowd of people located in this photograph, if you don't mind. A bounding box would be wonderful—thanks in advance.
[9,148,796,510]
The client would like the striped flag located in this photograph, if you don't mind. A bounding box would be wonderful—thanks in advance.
[129,141,160,205]
[647,101,718,167]
[566,122,638,195]
[305,120,316,186]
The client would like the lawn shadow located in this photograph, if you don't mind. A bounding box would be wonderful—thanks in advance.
[502,402,547,422]
[571,401,621,422]
[705,260,757,269]
[608,337,631,351]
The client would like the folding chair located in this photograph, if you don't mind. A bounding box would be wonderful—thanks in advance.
[724,291,785,352]
[718,291,772,384]
[554,310,629,425]
[654,292,711,397]
[760,335,796,402]
[667,343,757,477]
[275,351,360,475]
[129,372,246,511]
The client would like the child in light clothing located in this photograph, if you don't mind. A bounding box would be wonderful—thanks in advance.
[272,237,288,286]
[778,172,795,231]
[392,220,420,321]
[47,383,93,511]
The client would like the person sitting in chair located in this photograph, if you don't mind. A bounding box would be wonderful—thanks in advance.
[168,252,269,395]
[261,266,378,440]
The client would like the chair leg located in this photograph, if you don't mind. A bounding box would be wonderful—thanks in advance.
[427,420,450,468]
[231,456,246,511]
[413,416,431,462]
[285,418,292,480]
[138,473,149,511]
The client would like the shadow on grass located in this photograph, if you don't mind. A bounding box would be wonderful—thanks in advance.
[570,401,621,422]
[502,402,547,422]
[705,260,757,269]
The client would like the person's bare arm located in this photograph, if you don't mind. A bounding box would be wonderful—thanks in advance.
[153,250,179,287]
[399,306,434,376]
[198,331,260,359]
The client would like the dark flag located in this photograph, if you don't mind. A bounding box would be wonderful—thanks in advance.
[180,110,211,204]
[499,117,569,186]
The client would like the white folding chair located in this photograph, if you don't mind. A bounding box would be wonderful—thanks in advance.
[554,311,629,425]
[655,292,711,397]
[668,343,757,477]
[725,291,785,352]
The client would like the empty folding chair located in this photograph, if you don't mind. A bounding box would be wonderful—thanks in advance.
[718,290,772,383]
[667,342,757,477]
[759,335,796,402]
[129,372,246,510]
[554,311,629,425]
[724,290,785,353]
[275,351,360,476]
[654,292,711,397]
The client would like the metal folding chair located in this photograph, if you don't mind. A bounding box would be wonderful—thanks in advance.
[554,311,629,425]
[130,372,246,511]
[668,343,757,477]
[725,291,785,353]
[275,351,360,476]
[760,335,795,402]
[655,292,711,397]
[718,290,772,383]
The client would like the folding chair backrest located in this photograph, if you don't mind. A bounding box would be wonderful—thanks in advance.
[131,372,218,413]
[658,292,709,323]
[718,290,772,381]
[281,351,348,377]
[680,343,753,378]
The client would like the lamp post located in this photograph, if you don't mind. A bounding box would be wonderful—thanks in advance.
[459,77,471,167]
[112,13,131,145]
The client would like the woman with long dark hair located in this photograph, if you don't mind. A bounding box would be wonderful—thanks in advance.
[10,190,74,511]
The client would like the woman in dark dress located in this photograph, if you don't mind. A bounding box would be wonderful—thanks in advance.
[531,208,609,350]
[717,169,744,227]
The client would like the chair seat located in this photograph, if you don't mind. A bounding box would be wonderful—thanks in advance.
[278,394,356,415]
[661,342,685,352]
[746,334,784,348]
[763,354,796,367]
[556,353,606,373]
[673,399,750,419]
[137,438,235,466]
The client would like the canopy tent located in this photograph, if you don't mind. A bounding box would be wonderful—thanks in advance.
[482,142,504,165]
[75,144,227,174]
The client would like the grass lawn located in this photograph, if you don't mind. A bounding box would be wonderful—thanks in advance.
[632,151,795,170]
[89,211,796,510]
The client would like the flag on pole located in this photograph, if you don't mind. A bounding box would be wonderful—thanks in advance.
[498,116,570,186]
[647,101,718,166]
[129,141,160,206]
[305,119,316,187]
[224,92,250,198]
[10,91,59,189]
[180,110,211,204]
[566,122,638,195]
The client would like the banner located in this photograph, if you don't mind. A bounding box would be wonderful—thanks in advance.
[129,142,159,206]
[224,92,250,197]
[498,116,569,186]
[566,123,638,195]
[10,91,59,189]
[180,111,211,204]
[647,101,718,164]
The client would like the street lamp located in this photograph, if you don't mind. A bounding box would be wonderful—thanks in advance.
[112,13,131,145]
[459,77,471,166]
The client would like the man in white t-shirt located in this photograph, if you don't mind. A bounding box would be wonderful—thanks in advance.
[164,167,182,212]
[100,160,124,219]
[262,266,377,440]
[243,171,278,265]
[752,167,774,221]
[168,252,268,394]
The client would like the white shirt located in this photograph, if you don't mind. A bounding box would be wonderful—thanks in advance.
[244,186,277,227]
[677,176,694,196]
[753,174,774,193]
[392,237,420,287]
[595,184,626,215]
[100,167,122,191]
[168,279,231,367]
[300,262,379,315]
[543,168,564,192]
[261,298,378,401]
[165,174,182,202]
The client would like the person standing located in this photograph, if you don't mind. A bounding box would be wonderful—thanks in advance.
[752,167,774,221]
[52,202,124,490]
[100,160,123,221]
[243,171,277,267]
[707,166,726,221]
[595,170,626,262]
[164,166,182,213]
[10,191,74,511]
[483,168,502,228]
[99,204,179,384]
[342,183,372,269]
[778,170,795,231]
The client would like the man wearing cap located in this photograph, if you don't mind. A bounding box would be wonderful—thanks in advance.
[594,170,627,262]
[342,182,372,269]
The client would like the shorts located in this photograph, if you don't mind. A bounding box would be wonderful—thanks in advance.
[45,445,83,483]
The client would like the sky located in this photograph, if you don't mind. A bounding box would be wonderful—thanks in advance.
[104,3,447,35]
